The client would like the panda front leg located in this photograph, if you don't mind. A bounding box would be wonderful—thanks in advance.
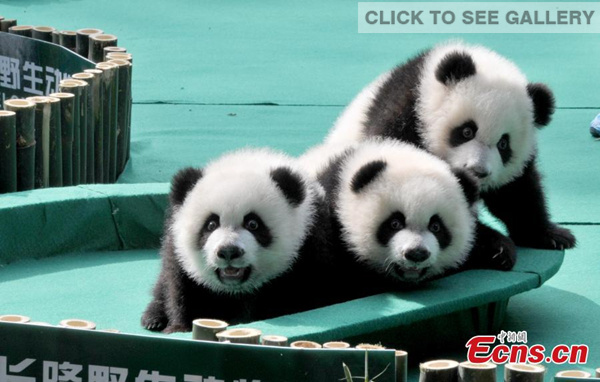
[464,221,516,271]
[482,159,576,250]
[141,272,169,332]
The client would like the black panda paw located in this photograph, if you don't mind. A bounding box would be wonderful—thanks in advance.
[513,224,576,250]
[484,234,517,271]
[141,303,168,332]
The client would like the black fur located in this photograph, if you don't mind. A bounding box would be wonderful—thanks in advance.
[435,52,476,85]
[429,215,451,249]
[449,120,478,147]
[497,134,512,164]
[170,167,203,206]
[453,169,479,206]
[243,212,272,247]
[527,83,555,127]
[376,211,406,246]
[198,214,219,248]
[462,222,517,271]
[351,160,387,193]
[270,167,305,207]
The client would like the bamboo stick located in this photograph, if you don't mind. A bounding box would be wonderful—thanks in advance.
[49,92,75,187]
[26,96,53,188]
[3,99,36,191]
[32,26,55,42]
[504,364,545,382]
[72,72,97,183]
[191,319,228,341]
[51,30,60,44]
[107,59,131,176]
[0,315,30,323]
[76,28,103,57]
[419,360,459,382]
[61,79,89,184]
[555,370,590,379]
[0,16,3,23]
[395,351,408,382]
[323,341,350,349]
[0,19,17,32]
[59,31,77,52]
[596,368,600,378]
[8,25,33,37]
[59,319,96,330]
[0,111,17,193]
[95,62,118,183]
[89,34,118,63]
[58,82,82,185]
[261,335,289,347]
[84,69,104,183]
[216,328,261,345]
[103,46,126,61]
[106,52,132,63]
[458,362,496,382]
[356,343,386,350]
[105,54,133,164]
[47,97,62,187]
[290,341,322,349]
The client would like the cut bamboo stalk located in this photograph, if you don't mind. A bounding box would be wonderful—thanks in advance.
[555,370,591,379]
[59,319,96,330]
[290,341,322,349]
[61,79,88,184]
[395,351,408,382]
[8,25,33,37]
[58,81,82,185]
[76,28,103,57]
[0,111,17,193]
[47,97,62,187]
[323,341,350,349]
[107,59,131,176]
[32,26,55,42]
[596,368,600,378]
[356,343,386,350]
[106,52,133,63]
[59,31,77,52]
[3,99,36,191]
[0,16,4,22]
[49,92,75,187]
[96,62,118,183]
[51,30,61,44]
[103,46,127,60]
[419,360,459,382]
[192,319,229,341]
[0,315,31,323]
[72,72,97,183]
[0,19,17,32]
[458,361,496,382]
[26,96,53,188]
[84,68,104,183]
[261,335,289,347]
[504,364,545,382]
[89,34,118,63]
[216,328,261,345]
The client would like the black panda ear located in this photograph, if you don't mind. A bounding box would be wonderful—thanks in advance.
[453,169,479,206]
[527,83,555,127]
[270,167,306,207]
[435,52,476,86]
[351,160,387,193]
[170,167,203,206]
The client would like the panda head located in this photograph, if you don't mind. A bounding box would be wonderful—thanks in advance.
[169,149,316,295]
[336,140,477,284]
[418,42,554,191]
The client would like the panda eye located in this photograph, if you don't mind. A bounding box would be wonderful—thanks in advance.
[390,219,403,230]
[429,221,441,233]
[206,217,219,232]
[462,127,474,140]
[497,135,509,151]
[246,219,259,231]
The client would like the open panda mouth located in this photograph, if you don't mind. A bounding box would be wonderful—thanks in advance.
[216,266,252,285]
[392,264,428,282]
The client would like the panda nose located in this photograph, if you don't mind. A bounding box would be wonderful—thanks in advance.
[405,248,430,263]
[471,166,490,179]
[217,246,245,261]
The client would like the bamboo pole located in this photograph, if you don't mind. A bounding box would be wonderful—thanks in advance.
[106,52,132,63]
[72,72,97,183]
[504,364,545,382]
[395,351,408,382]
[76,28,103,57]
[89,34,118,63]
[216,328,261,345]
[84,69,104,183]
[356,343,386,350]
[103,46,126,61]
[61,79,89,184]
[0,19,17,32]
[49,92,75,187]
[59,319,96,330]
[555,370,591,379]
[51,30,60,44]
[290,341,322,349]
[191,319,228,341]
[47,97,62,187]
[458,362,496,382]
[26,96,53,188]
[419,360,459,382]
[8,25,33,37]
[0,111,17,193]
[107,59,131,176]
[32,26,55,42]
[596,368,600,378]
[323,341,350,349]
[0,315,30,323]
[107,54,133,164]
[59,31,77,52]
[261,335,289,347]
[96,62,118,183]
[3,99,36,191]
[58,81,83,185]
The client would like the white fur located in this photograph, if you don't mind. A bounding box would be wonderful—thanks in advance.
[171,148,318,294]
[335,139,475,282]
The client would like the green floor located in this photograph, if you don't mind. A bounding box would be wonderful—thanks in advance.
[2,0,600,379]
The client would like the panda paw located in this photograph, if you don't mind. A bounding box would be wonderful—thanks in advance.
[484,233,517,271]
[141,303,168,332]
[513,224,576,250]
[163,323,191,334]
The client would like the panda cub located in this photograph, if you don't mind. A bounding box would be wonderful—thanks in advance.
[312,139,479,294]
[326,41,575,257]
[142,148,329,333]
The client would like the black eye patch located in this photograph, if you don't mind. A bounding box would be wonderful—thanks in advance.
[449,120,478,147]
[198,213,219,248]
[376,211,406,246]
[429,215,452,249]
[243,212,273,248]
[497,134,512,165]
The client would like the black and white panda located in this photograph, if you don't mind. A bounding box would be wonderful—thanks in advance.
[142,148,330,333]
[325,41,575,255]
[303,139,485,296]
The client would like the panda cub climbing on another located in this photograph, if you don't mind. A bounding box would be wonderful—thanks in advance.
[142,148,330,333]
[326,41,575,262]
[306,139,486,297]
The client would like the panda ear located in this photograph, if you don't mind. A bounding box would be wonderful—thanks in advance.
[435,52,476,86]
[270,167,306,207]
[351,160,387,193]
[453,169,479,206]
[527,83,555,127]
[170,167,203,206]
